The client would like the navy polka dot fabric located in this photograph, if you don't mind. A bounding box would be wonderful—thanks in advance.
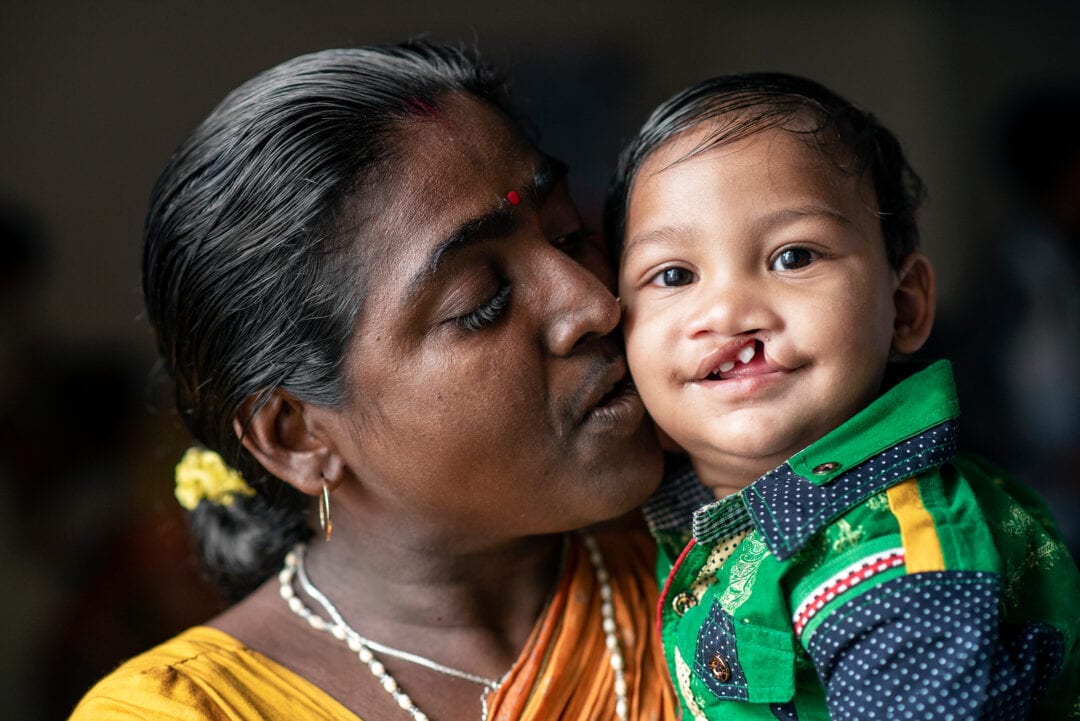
[694,600,749,701]
[745,421,958,561]
[983,621,1064,717]
[768,702,799,720]
[808,571,1064,720]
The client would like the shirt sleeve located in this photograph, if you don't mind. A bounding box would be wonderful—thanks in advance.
[792,462,1076,721]
[806,570,1065,719]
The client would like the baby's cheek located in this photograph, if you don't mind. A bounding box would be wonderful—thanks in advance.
[622,307,685,430]
[625,334,667,395]
[634,378,686,453]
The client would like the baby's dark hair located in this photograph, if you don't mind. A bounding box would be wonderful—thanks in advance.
[605,72,925,269]
[143,42,515,601]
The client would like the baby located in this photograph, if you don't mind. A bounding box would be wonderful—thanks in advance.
[607,73,1080,720]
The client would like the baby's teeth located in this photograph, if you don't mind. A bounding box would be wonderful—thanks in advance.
[737,344,756,364]
[717,361,735,373]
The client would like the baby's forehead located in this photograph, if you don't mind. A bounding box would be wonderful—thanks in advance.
[635,121,863,204]
[621,124,884,259]
[653,112,853,170]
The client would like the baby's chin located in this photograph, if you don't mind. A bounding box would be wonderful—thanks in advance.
[682,451,786,496]
[680,432,814,490]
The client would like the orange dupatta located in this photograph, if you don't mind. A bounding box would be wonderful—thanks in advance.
[488,530,677,721]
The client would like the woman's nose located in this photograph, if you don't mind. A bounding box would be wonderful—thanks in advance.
[538,249,621,357]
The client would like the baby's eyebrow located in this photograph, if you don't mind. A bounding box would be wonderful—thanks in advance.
[751,205,852,235]
[622,223,694,260]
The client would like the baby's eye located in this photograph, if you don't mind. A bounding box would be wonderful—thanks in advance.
[771,248,817,271]
[649,266,696,287]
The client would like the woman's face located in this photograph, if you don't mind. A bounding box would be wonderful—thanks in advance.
[322,94,661,546]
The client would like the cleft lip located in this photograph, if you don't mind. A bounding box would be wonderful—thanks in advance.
[693,338,758,381]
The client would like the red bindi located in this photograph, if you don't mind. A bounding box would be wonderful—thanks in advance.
[506,190,521,206]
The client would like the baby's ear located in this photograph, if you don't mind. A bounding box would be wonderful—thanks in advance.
[891,252,936,355]
[233,390,345,497]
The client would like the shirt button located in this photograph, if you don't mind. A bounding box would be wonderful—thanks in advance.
[707,654,731,682]
[671,592,698,616]
[812,461,841,475]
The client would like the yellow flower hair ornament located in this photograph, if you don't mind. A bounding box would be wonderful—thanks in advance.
[174,447,256,511]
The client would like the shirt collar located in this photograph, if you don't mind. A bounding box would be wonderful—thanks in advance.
[643,360,961,558]
[785,360,959,486]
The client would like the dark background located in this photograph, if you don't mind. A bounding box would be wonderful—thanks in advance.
[3,3,1079,719]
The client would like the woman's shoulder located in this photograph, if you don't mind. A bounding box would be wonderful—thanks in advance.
[113,625,247,668]
[69,627,244,720]
[68,626,360,721]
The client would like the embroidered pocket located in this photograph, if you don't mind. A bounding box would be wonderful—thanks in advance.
[693,599,797,704]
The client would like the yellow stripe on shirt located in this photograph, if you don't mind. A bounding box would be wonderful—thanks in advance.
[886,477,946,573]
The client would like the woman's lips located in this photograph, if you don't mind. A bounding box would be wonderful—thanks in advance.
[584,377,645,429]
[574,360,646,432]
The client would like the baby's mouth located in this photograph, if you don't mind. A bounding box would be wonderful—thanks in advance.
[700,340,769,381]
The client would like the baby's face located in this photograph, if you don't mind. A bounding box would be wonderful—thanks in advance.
[619,126,901,492]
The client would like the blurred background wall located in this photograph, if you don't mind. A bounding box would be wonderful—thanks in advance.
[2,2,1078,718]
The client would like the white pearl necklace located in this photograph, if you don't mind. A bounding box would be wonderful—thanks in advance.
[278,532,629,721]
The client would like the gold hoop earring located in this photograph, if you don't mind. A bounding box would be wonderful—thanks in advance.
[319,480,333,542]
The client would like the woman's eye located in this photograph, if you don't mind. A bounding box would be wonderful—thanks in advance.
[552,227,588,255]
[453,281,512,332]
[649,266,695,287]
[771,248,817,271]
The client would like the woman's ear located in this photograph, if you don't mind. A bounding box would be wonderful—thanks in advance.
[233,390,345,497]
[892,252,937,355]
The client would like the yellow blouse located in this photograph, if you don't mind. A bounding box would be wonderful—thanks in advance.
[69,626,358,720]
[69,531,677,721]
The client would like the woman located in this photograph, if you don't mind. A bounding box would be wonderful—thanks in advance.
[69,42,676,721]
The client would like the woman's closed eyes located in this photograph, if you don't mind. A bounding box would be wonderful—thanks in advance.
[449,225,590,333]
[453,279,512,332]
